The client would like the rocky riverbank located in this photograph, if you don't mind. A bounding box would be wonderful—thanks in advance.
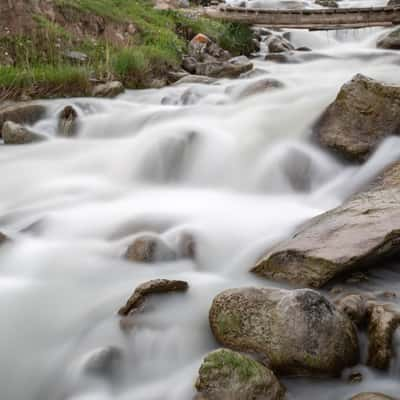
[0,0,257,100]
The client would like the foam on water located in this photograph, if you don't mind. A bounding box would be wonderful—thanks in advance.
[1,19,400,400]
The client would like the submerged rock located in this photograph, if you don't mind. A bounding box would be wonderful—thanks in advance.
[2,121,46,144]
[118,279,189,316]
[0,232,9,244]
[350,394,396,400]
[92,81,124,98]
[228,78,284,100]
[57,105,79,137]
[0,102,46,132]
[314,74,400,162]
[367,304,400,370]
[209,288,359,376]
[83,346,123,380]
[125,234,177,263]
[252,161,400,288]
[195,349,285,400]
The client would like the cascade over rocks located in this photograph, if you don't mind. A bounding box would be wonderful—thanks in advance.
[209,287,359,377]
[314,74,400,162]
[195,348,285,400]
[377,27,400,50]
[2,121,46,144]
[252,161,400,288]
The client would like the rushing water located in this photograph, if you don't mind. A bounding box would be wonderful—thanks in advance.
[1,19,400,400]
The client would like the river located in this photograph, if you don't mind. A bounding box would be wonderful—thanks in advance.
[1,10,400,400]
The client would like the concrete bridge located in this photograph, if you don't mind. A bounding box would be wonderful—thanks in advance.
[203,5,400,30]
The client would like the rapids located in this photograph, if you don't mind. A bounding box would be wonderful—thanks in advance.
[1,19,400,400]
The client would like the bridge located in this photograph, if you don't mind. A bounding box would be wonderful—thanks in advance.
[203,5,400,30]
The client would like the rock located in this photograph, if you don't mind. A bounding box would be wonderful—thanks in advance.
[350,394,396,400]
[388,0,400,5]
[195,60,253,79]
[92,81,124,98]
[83,346,123,380]
[251,161,400,288]
[314,74,400,162]
[228,78,284,100]
[189,34,231,62]
[265,52,300,63]
[182,56,198,74]
[377,27,400,50]
[125,234,177,263]
[209,288,359,376]
[167,70,189,83]
[57,105,79,137]
[366,304,400,370]
[63,50,89,63]
[2,121,46,144]
[0,102,46,132]
[118,279,189,316]
[316,0,338,7]
[267,35,295,53]
[335,294,367,326]
[173,75,218,85]
[195,349,285,400]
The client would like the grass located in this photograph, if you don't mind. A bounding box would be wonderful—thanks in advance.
[0,0,255,98]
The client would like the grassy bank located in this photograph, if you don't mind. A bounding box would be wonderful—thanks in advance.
[0,0,255,99]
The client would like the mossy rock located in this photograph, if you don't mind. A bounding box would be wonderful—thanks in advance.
[195,348,285,400]
[209,288,359,377]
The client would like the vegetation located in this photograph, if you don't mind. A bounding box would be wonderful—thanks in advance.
[0,0,255,99]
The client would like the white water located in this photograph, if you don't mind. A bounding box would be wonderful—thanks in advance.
[1,22,400,400]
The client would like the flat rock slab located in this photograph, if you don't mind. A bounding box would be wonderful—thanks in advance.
[252,161,400,288]
[314,74,400,162]
[118,279,189,316]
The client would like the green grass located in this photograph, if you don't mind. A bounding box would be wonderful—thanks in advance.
[0,0,255,98]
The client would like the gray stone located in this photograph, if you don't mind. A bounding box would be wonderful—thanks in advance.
[209,287,359,376]
[195,349,285,400]
[314,74,400,162]
[57,105,79,137]
[377,27,400,50]
[0,102,46,132]
[2,121,46,144]
[92,81,124,98]
[252,161,400,288]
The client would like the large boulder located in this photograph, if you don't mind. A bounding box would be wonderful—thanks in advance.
[209,288,359,376]
[377,27,400,50]
[350,394,396,400]
[2,121,46,144]
[314,74,400,162]
[0,102,46,132]
[195,349,285,400]
[188,34,231,63]
[252,161,400,288]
